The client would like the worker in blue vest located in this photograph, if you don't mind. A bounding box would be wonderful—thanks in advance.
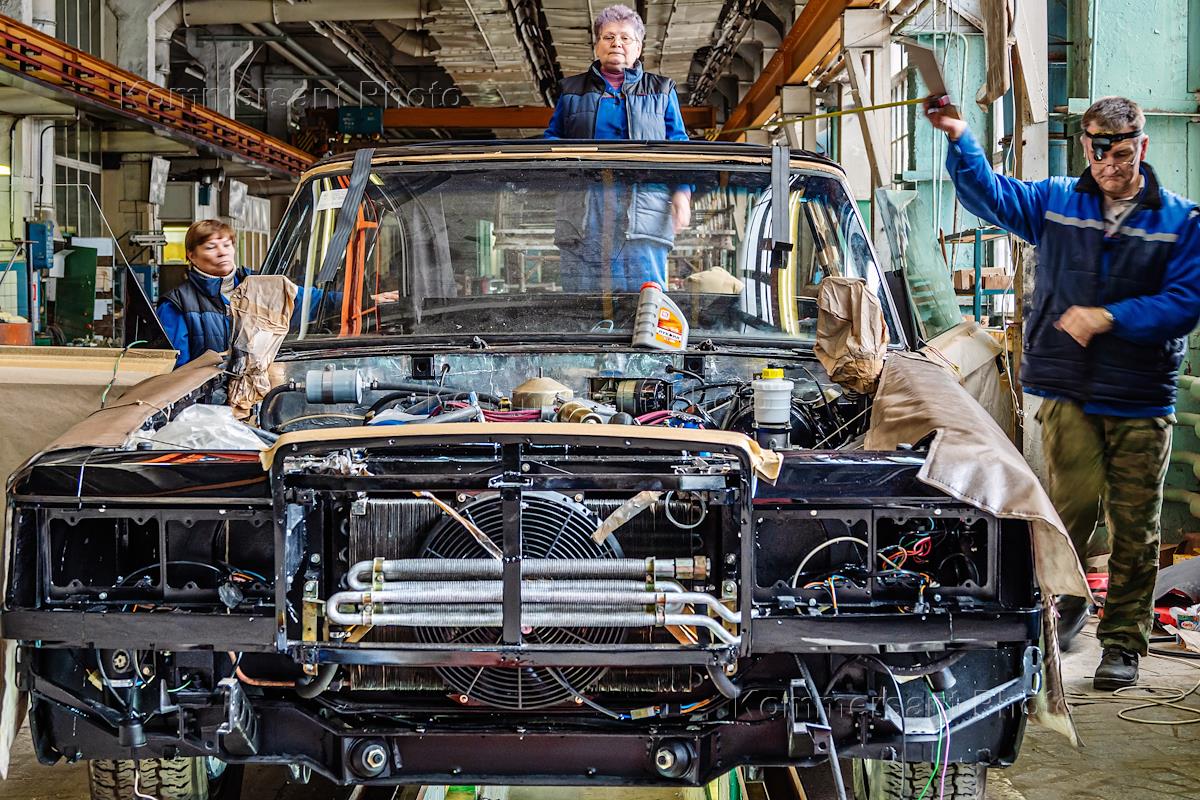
[545,4,690,293]
[926,95,1200,689]
[158,219,395,367]
[158,219,246,368]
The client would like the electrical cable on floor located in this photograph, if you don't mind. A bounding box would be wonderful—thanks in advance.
[1066,629,1200,725]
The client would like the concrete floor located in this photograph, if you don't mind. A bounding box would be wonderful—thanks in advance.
[0,620,1196,800]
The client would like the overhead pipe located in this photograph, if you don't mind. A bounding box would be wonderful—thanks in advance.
[309,20,411,108]
[241,22,366,106]
[374,21,440,58]
[168,0,431,27]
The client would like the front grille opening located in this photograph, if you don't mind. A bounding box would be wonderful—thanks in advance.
[48,515,160,601]
[874,516,992,600]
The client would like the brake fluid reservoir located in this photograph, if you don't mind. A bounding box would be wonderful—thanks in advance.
[752,367,794,427]
[632,282,689,351]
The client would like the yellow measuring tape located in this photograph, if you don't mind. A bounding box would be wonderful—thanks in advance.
[703,96,930,140]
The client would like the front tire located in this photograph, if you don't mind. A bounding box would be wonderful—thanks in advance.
[852,759,986,800]
[88,757,241,800]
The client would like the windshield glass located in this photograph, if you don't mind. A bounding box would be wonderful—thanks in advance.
[262,158,892,344]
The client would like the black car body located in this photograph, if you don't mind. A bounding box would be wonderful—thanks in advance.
[3,141,1042,794]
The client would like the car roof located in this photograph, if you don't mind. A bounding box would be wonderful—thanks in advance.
[310,139,844,173]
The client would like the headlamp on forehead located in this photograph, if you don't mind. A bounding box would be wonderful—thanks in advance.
[1086,128,1142,161]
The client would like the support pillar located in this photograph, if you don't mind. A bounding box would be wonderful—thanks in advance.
[187,26,254,119]
[108,0,177,85]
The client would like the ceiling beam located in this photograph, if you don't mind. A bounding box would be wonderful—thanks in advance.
[717,0,852,141]
[382,105,717,130]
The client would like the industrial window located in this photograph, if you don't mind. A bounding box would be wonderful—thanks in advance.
[239,196,271,270]
[55,0,102,57]
[54,120,102,238]
[889,44,915,187]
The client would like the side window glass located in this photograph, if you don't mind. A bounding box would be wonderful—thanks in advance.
[876,188,961,341]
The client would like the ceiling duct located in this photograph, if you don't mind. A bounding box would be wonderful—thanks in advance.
[508,0,562,104]
[375,21,441,59]
[689,0,766,104]
[172,0,434,26]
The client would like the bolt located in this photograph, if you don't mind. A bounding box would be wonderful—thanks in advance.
[574,493,584,503]
[304,581,317,593]
[111,651,129,671]
[458,694,469,704]
[362,744,387,771]
[574,696,584,705]
[725,554,736,565]
[457,493,468,503]
[141,666,153,677]
[310,553,321,564]
[98,592,109,601]
[722,580,737,595]
[521,462,531,472]
[655,748,676,771]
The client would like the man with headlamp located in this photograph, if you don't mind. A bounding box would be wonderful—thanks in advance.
[925,95,1200,691]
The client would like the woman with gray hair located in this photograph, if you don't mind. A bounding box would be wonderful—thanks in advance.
[545,4,691,292]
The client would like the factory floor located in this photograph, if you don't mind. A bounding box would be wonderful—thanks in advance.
[0,620,1196,800]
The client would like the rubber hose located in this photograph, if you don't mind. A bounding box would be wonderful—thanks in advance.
[881,650,967,677]
[258,381,300,431]
[706,663,742,700]
[295,663,337,699]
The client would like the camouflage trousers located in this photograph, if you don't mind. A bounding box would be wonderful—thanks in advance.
[1037,398,1173,655]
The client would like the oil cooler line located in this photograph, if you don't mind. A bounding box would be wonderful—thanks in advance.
[327,556,741,645]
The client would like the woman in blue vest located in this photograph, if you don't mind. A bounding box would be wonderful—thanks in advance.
[158,219,245,368]
[545,4,691,292]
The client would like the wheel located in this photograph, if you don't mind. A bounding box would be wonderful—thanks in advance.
[852,759,986,800]
[88,757,242,800]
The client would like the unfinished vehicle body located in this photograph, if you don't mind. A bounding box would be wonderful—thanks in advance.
[4,141,1061,799]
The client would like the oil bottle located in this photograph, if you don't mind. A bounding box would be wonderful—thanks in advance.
[632,282,689,351]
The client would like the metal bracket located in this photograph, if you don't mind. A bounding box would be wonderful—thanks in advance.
[488,472,533,489]
[764,144,794,265]
[217,678,260,757]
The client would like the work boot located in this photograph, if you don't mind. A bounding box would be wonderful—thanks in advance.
[1094,646,1139,690]
[1055,594,1091,653]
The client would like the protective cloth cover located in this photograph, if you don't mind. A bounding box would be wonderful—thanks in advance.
[867,351,1087,743]
[227,276,297,420]
[813,276,888,394]
[36,351,224,453]
[866,352,1088,598]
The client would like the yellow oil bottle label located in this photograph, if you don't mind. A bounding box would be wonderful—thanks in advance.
[654,307,685,348]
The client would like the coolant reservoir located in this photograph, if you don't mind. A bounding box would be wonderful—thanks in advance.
[632,282,689,351]
[752,367,794,427]
[512,376,573,410]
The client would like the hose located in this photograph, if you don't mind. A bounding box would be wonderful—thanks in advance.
[294,664,338,699]
[257,381,300,430]
[882,650,967,677]
[706,663,742,700]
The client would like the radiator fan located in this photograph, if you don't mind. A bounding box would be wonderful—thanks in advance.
[415,491,625,710]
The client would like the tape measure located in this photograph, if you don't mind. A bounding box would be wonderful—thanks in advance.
[705,96,932,140]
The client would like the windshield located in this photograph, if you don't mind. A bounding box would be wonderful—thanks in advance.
[262,158,893,344]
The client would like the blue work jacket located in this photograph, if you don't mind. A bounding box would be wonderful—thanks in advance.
[946,130,1200,415]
